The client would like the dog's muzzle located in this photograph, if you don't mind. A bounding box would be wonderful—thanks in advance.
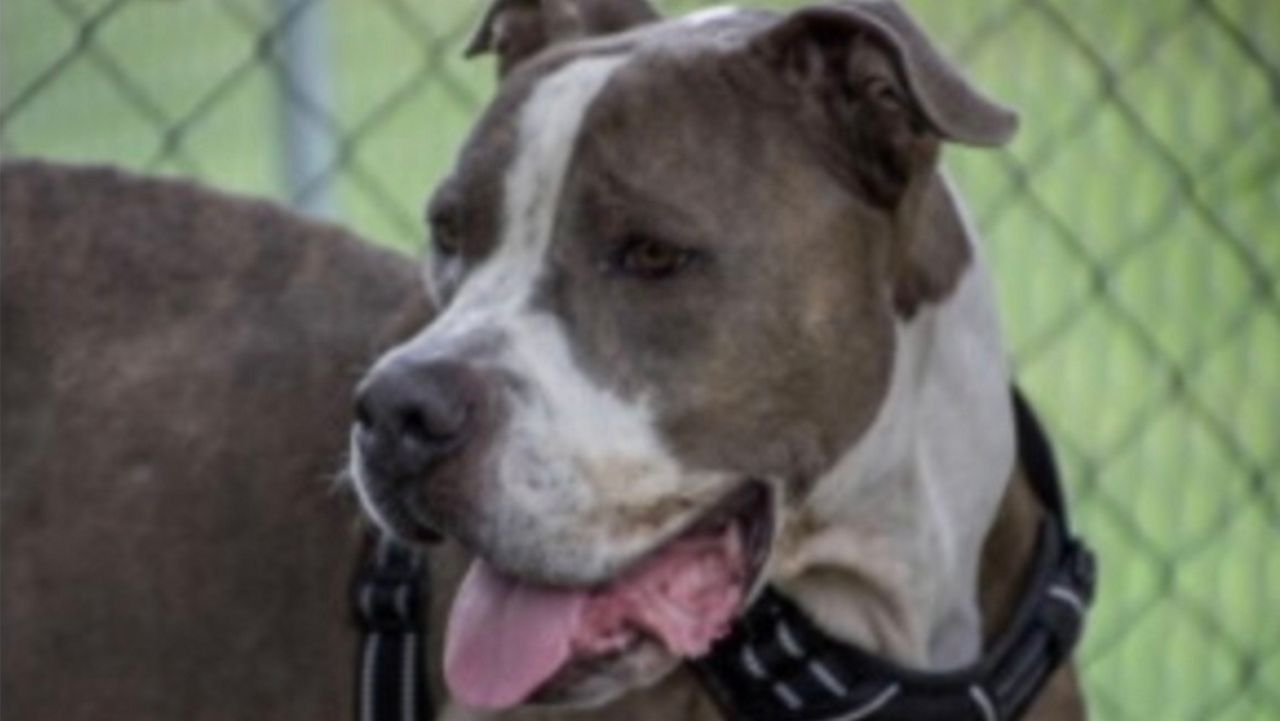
[352,357,485,541]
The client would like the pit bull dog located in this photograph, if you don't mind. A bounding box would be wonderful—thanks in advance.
[350,1,1089,720]
[1,161,428,721]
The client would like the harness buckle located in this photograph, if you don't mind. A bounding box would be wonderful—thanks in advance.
[352,536,425,633]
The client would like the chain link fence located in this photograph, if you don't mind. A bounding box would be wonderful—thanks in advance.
[2,0,1277,719]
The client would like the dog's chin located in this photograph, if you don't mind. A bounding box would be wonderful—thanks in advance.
[347,451,445,545]
[528,638,680,708]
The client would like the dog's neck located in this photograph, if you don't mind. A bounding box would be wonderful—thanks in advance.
[773,182,1015,670]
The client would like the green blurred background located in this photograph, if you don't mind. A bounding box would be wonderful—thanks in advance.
[3,0,1277,718]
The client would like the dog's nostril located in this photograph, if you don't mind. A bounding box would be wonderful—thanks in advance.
[400,400,469,445]
[401,407,432,442]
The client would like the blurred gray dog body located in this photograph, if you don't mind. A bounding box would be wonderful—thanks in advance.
[1,161,428,721]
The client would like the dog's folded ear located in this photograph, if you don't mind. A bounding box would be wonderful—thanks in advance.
[747,0,1014,317]
[466,0,660,78]
[750,0,1017,147]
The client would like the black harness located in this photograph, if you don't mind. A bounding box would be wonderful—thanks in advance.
[352,389,1095,721]
[351,534,431,721]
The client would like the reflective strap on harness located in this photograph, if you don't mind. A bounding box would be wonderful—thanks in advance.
[352,534,431,721]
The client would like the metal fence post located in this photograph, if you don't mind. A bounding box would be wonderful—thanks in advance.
[274,0,338,219]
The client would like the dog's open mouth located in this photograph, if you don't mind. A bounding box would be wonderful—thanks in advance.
[443,481,774,709]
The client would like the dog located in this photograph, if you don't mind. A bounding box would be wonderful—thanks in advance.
[349,1,1089,719]
[1,161,429,721]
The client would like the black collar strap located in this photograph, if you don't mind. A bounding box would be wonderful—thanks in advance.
[352,533,431,721]
[691,388,1097,721]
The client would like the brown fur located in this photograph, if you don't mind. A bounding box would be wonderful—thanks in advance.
[1,160,429,721]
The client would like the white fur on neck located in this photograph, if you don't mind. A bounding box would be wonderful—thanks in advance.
[775,176,1014,670]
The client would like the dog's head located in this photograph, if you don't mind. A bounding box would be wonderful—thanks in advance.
[350,0,1015,709]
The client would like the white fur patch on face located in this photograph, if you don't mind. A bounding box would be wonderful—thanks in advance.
[422,55,630,340]
[407,55,628,356]
[487,54,729,574]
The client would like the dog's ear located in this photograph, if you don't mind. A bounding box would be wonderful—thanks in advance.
[466,0,660,78]
[748,0,1017,316]
[752,0,1017,147]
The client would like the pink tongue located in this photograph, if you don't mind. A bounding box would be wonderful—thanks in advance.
[444,560,588,709]
[443,527,746,710]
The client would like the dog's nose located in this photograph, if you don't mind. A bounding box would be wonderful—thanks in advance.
[353,359,478,483]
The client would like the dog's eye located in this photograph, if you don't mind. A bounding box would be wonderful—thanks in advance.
[432,224,461,258]
[611,236,696,280]
[429,210,462,259]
